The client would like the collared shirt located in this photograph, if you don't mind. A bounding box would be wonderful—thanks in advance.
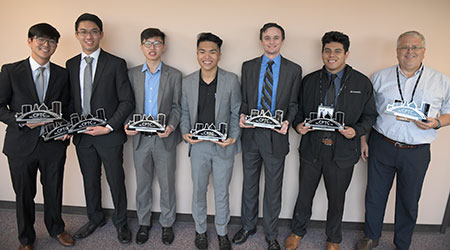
[257,54,281,115]
[325,68,345,106]
[197,70,217,125]
[29,57,50,102]
[79,48,101,111]
[372,65,450,144]
[142,62,162,118]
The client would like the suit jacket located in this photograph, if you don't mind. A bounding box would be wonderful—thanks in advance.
[180,68,241,158]
[128,62,182,150]
[293,65,377,167]
[240,55,302,156]
[66,49,135,147]
[0,58,69,157]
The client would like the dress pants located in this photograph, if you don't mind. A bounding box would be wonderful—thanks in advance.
[364,130,430,250]
[291,144,354,243]
[190,141,234,236]
[76,142,128,228]
[8,138,66,245]
[133,134,176,227]
[241,128,286,241]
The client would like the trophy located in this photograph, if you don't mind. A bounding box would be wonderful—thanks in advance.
[15,101,62,124]
[69,108,107,133]
[42,119,71,141]
[190,123,228,141]
[244,109,283,129]
[127,113,166,133]
[304,105,345,131]
[385,100,430,122]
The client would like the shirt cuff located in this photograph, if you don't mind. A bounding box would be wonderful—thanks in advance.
[106,124,114,132]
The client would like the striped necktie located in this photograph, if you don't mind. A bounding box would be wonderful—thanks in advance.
[261,60,274,111]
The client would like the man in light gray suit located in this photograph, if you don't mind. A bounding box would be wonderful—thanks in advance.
[125,28,182,246]
[180,32,241,250]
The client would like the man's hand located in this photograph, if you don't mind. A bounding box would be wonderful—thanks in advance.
[213,138,236,147]
[339,126,356,139]
[182,133,203,144]
[239,114,255,128]
[296,121,313,135]
[273,120,289,135]
[124,124,138,136]
[360,135,369,162]
[83,126,111,136]
[25,122,47,129]
[158,125,174,138]
[414,117,438,130]
[56,134,72,141]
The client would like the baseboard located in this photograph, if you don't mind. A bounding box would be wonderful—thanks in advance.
[0,200,444,233]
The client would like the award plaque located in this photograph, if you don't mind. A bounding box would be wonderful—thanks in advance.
[42,119,71,141]
[305,105,345,131]
[127,113,166,133]
[15,101,62,124]
[244,109,283,129]
[69,108,107,133]
[190,123,227,141]
[385,100,430,122]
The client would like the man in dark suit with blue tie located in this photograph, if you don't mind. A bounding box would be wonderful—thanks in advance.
[232,22,302,250]
[0,23,74,250]
[66,13,134,244]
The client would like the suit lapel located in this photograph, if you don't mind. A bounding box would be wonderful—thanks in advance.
[189,71,199,127]
[72,55,82,111]
[276,56,288,108]
[135,67,146,114]
[157,62,168,111]
[250,57,262,108]
[21,59,40,103]
[215,68,224,123]
[92,50,106,96]
[45,63,57,103]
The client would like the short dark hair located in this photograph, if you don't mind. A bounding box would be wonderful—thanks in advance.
[197,32,223,49]
[140,28,166,44]
[321,31,350,52]
[259,22,285,40]
[28,23,60,43]
[75,13,103,32]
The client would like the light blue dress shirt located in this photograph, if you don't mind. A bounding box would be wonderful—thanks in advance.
[257,54,281,115]
[142,62,162,118]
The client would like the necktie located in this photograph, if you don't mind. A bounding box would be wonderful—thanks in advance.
[36,67,45,103]
[326,74,337,106]
[261,60,274,111]
[83,56,93,115]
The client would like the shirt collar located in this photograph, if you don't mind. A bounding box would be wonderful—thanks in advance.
[326,67,346,79]
[82,48,101,62]
[262,54,281,66]
[397,64,424,78]
[142,62,162,74]
[29,56,50,71]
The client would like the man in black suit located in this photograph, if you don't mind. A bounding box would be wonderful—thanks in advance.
[66,13,134,244]
[284,31,377,250]
[232,23,302,250]
[0,23,74,250]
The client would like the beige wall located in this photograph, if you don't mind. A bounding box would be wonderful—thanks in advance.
[1,0,449,225]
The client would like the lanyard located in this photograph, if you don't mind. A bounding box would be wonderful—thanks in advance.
[396,65,424,103]
[319,71,345,107]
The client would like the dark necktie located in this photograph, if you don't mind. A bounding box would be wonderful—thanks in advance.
[83,56,93,115]
[326,74,337,106]
[261,60,274,111]
[36,67,46,103]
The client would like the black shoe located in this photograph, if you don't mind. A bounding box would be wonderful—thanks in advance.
[232,227,256,244]
[265,238,281,250]
[218,234,232,250]
[195,232,208,250]
[162,227,175,245]
[356,237,379,250]
[135,225,151,245]
[73,219,107,239]
[117,224,132,244]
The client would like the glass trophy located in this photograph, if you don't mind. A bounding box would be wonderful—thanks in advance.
[127,113,166,133]
[15,101,62,124]
[69,108,107,133]
[244,109,283,129]
[304,105,345,131]
[385,100,430,122]
[190,123,227,141]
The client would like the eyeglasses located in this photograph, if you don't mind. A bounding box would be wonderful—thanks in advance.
[142,41,163,48]
[35,37,57,47]
[77,29,101,37]
[398,46,424,51]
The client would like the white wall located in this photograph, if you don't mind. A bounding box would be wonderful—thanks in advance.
[0,0,449,225]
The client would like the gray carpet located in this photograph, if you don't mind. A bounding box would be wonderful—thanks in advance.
[0,209,449,250]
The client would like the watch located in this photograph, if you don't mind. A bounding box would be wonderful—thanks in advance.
[434,118,441,130]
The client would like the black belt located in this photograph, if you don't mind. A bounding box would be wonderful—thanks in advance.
[373,129,428,149]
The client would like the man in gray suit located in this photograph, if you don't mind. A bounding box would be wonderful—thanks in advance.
[180,32,241,250]
[233,23,302,250]
[125,28,182,245]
